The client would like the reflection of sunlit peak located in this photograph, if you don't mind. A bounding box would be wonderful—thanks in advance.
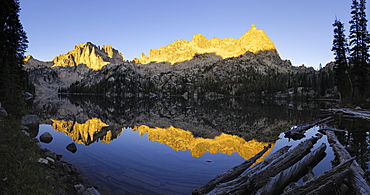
[132,125,274,163]
[50,118,115,145]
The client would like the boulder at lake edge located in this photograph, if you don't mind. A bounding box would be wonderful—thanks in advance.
[40,132,53,143]
[21,115,40,137]
[66,143,77,153]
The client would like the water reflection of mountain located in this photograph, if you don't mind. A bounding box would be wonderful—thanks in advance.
[32,94,322,143]
[51,118,122,145]
[133,125,273,162]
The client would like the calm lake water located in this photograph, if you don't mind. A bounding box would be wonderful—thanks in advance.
[32,95,370,194]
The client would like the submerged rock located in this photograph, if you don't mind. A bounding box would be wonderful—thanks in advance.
[66,143,77,153]
[85,187,101,195]
[40,132,53,143]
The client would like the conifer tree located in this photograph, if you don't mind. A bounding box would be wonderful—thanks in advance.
[0,0,28,100]
[332,19,350,97]
[349,0,370,96]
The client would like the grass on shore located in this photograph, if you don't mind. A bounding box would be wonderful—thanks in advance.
[0,116,65,195]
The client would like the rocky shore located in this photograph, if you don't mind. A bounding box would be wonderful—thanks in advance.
[37,148,99,195]
[19,113,101,194]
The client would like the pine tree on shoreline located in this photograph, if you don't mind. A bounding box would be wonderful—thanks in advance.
[332,19,351,98]
[0,0,28,102]
[348,0,370,96]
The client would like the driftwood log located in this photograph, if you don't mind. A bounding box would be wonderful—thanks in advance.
[284,116,332,140]
[192,144,271,195]
[325,130,370,194]
[320,126,346,132]
[206,134,323,194]
[202,145,292,194]
[281,157,355,195]
[256,143,327,195]
[323,108,370,121]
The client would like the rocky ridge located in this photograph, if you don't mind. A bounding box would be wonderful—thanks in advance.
[24,25,318,98]
[24,42,124,71]
[24,55,53,68]
[134,24,277,64]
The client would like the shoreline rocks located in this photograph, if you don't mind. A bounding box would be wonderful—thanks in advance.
[21,114,40,137]
[38,148,100,194]
[15,113,100,194]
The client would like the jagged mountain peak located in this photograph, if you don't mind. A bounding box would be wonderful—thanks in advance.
[134,24,277,65]
[23,55,53,68]
[52,42,124,70]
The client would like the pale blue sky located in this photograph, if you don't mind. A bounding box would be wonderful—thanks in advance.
[20,0,356,69]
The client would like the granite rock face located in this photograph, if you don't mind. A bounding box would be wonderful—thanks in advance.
[52,42,124,70]
[24,25,317,99]
[24,42,124,71]
[23,55,53,68]
[24,42,125,95]
[134,24,277,64]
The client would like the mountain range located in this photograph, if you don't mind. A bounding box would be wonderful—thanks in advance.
[24,24,318,98]
[25,24,277,70]
[25,42,124,70]
[134,24,277,64]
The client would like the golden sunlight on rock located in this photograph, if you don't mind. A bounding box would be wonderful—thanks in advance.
[134,24,277,65]
[52,42,124,70]
[132,125,274,163]
[50,118,116,145]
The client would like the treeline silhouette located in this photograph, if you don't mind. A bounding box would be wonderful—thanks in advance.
[332,0,370,103]
[0,0,31,114]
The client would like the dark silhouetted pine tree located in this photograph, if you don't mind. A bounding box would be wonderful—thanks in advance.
[349,0,370,96]
[332,19,351,97]
[0,0,28,101]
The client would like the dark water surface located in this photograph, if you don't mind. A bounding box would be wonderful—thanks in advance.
[32,96,369,194]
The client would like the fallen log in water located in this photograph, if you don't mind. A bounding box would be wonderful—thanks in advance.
[206,134,323,194]
[281,157,355,195]
[325,130,370,194]
[201,145,292,195]
[245,134,323,191]
[284,116,332,140]
[192,144,271,195]
[256,143,327,195]
[323,108,370,121]
[320,126,346,132]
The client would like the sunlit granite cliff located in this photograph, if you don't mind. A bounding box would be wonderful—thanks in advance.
[52,42,124,70]
[132,125,273,162]
[134,24,277,64]
[24,42,124,71]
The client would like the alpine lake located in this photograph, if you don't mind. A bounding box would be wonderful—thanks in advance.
[32,95,370,195]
